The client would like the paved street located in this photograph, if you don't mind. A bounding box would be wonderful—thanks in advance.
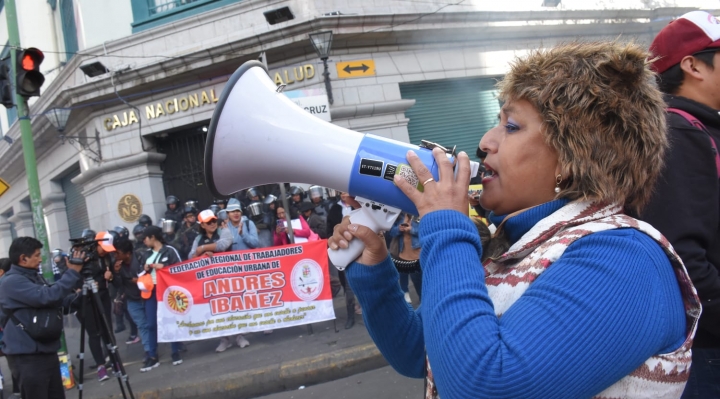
[0,295,390,399]
[255,366,424,399]
[0,282,420,399]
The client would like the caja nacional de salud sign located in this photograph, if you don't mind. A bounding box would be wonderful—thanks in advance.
[156,240,334,342]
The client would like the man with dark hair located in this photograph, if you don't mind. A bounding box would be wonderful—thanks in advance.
[640,11,720,399]
[0,237,82,399]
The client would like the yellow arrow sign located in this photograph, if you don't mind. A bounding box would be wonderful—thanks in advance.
[336,60,376,79]
[0,177,9,198]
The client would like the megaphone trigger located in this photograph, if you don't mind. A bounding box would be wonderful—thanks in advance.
[328,196,401,269]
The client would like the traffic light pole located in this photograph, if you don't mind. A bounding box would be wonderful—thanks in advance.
[5,0,74,362]
[5,0,53,280]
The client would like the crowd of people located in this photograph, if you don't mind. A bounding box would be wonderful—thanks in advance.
[0,183,372,398]
[3,10,720,399]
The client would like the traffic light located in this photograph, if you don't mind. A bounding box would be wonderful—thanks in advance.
[0,64,14,109]
[15,48,45,98]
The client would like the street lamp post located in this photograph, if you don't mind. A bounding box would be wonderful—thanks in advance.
[47,108,102,163]
[309,31,334,105]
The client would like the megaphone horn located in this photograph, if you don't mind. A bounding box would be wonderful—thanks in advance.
[205,61,478,267]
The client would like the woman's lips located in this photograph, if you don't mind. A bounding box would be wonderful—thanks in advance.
[481,165,497,184]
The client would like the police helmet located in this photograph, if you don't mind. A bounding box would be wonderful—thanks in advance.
[289,186,304,198]
[263,194,277,205]
[183,206,197,217]
[138,214,152,227]
[80,228,96,241]
[166,195,180,206]
[132,224,145,237]
[246,187,260,200]
[208,204,221,215]
[112,225,130,240]
[309,185,324,199]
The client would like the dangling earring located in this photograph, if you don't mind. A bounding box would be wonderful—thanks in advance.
[554,174,562,194]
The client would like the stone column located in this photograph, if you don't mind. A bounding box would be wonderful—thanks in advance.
[9,203,35,238]
[43,192,70,251]
[0,214,14,256]
[73,152,167,233]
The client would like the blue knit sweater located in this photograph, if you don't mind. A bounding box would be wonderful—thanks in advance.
[345,200,686,399]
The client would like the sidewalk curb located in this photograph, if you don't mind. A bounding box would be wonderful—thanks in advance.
[114,343,388,399]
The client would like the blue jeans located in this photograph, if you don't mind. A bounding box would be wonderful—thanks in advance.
[399,272,423,300]
[127,299,151,358]
[145,289,181,359]
[681,347,720,398]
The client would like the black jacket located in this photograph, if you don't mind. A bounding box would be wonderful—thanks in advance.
[78,253,114,295]
[0,265,81,355]
[112,255,144,301]
[139,244,182,270]
[637,95,720,347]
[327,202,343,238]
[307,213,328,239]
[164,207,184,225]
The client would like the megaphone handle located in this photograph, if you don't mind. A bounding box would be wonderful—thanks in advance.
[328,197,401,271]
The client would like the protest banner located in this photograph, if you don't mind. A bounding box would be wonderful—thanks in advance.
[156,240,334,342]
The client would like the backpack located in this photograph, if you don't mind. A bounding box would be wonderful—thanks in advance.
[667,108,720,178]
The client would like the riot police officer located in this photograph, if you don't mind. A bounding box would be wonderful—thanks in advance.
[164,195,184,225]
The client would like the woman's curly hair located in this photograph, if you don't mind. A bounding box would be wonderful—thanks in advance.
[497,41,667,214]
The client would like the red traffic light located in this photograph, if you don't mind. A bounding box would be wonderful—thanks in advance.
[20,48,44,71]
[16,48,45,98]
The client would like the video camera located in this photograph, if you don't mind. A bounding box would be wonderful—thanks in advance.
[66,236,106,276]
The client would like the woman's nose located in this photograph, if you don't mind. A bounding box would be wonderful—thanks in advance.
[479,126,499,153]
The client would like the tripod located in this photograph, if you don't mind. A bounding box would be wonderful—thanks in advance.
[76,276,135,399]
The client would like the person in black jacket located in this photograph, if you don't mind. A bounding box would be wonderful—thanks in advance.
[0,237,82,399]
[164,195,184,225]
[326,192,359,329]
[76,231,118,382]
[300,202,327,239]
[138,226,184,372]
[641,12,720,398]
[113,239,149,355]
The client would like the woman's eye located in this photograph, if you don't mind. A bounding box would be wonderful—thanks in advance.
[504,123,520,133]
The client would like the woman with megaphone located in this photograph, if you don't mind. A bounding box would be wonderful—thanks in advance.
[328,41,699,399]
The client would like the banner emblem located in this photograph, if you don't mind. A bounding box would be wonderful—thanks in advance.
[164,286,193,315]
[291,259,324,301]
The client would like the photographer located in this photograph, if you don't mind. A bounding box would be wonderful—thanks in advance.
[0,237,82,399]
[74,231,118,382]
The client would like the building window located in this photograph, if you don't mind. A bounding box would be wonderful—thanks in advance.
[59,0,79,61]
[131,0,240,32]
[149,0,202,15]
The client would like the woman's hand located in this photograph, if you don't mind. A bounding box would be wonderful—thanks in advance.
[328,216,388,265]
[394,147,472,218]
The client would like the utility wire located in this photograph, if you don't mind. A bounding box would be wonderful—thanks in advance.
[14,0,465,117]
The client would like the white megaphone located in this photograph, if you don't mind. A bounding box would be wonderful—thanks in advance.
[205,61,479,268]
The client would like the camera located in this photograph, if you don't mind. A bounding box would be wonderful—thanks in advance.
[68,236,104,276]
